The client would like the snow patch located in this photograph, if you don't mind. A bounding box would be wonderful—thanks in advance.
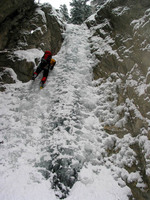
[14,49,44,64]
[66,165,131,200]
[36,7,47,23]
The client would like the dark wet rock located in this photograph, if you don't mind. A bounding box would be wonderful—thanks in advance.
[36,147,80,199]
[51,158,78,199]
[0,0,35,50]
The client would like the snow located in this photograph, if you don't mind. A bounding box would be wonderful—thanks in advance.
[88,19,123,62]
[36,7,47,23]
[0,23,137,199]
[14,49,43,64]
[31,27,45,35]
[87,13,96,22]
[66,165,130,200]
[131,8,150,32]
[112,6,129,16]
[0,165,56,200]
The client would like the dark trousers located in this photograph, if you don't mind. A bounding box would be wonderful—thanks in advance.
[34,61,50,83]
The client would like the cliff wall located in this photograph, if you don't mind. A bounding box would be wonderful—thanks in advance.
[0,0,64,86]
[86,0,150,199]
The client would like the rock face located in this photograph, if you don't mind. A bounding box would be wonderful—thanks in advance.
[0,0,35,50]
[0,1,64,83]
[87,0,150,199]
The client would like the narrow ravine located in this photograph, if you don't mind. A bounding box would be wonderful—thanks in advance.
[0,24,131,200]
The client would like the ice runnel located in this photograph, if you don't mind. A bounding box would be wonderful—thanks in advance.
[0,24,131,200]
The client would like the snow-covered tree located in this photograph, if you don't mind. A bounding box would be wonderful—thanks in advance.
[70,0,92,25]
[59,4,70,22]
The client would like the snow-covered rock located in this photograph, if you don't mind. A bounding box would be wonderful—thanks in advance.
[86,0,150,198]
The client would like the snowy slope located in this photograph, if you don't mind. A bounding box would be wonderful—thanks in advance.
[0,24,131,199]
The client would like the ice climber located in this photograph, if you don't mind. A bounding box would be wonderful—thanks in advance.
[32,50,56,88]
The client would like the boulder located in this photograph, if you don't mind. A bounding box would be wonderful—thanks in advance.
[0,51,34,82]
